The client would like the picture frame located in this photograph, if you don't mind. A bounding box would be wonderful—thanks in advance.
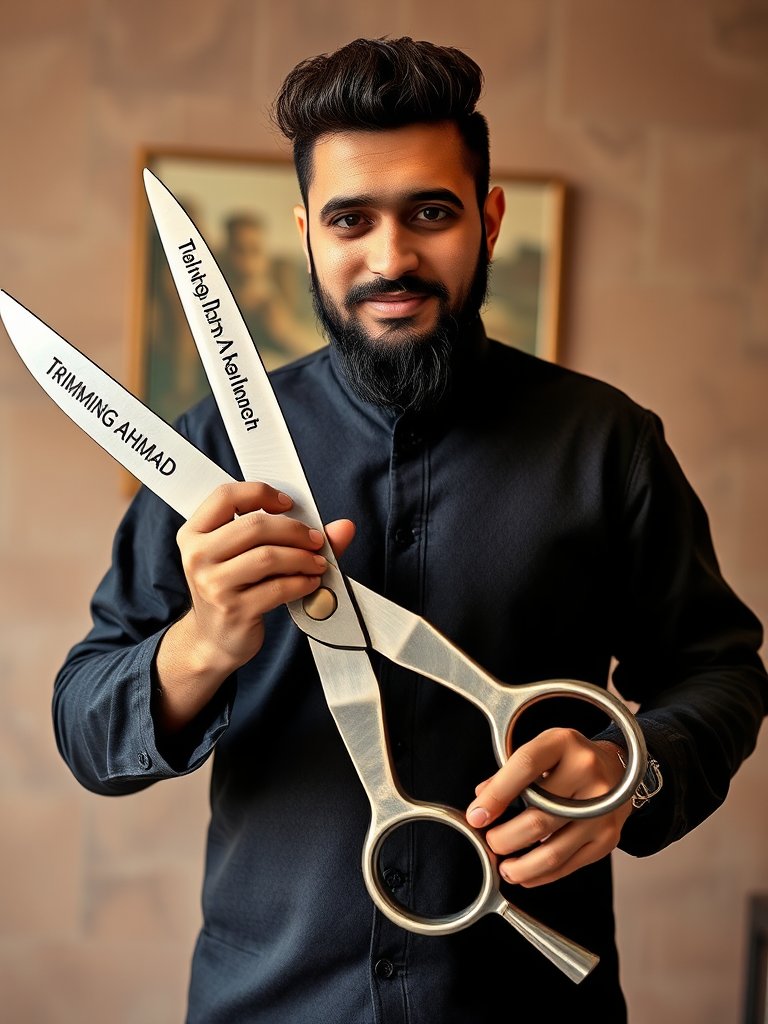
[128,146,565,441]
[744,895,768,1024]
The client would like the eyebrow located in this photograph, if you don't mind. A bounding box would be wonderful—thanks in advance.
[318,188,465,222]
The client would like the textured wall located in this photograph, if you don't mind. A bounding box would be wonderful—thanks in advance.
[0,2,766,1022]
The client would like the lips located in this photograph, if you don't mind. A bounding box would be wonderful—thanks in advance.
[361,293,432,317]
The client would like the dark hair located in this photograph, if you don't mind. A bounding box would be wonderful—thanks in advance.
[271,37,490,211]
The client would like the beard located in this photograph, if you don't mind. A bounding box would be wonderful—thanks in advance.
[309,243,490,413]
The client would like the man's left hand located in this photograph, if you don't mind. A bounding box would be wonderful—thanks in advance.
[466,731,633,887]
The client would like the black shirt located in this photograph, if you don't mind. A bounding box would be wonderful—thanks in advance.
[54,331,767,1023]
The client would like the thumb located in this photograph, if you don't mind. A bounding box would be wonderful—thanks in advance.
[325,519,356,559]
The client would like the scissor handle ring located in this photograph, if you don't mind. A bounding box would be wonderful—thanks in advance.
[362,802,501,936]
[505,679,647,820]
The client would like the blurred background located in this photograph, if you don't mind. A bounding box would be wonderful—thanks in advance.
[0,2,766,1021]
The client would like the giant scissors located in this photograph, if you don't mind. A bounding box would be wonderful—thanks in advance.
[0,170,647,984]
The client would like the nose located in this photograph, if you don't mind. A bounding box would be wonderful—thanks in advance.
[365,220,419,280]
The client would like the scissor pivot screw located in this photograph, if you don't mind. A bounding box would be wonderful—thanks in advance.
[303,587,338,621]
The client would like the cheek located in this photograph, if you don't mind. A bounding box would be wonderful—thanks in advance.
[434,233,481,292]
[311,241,362,295]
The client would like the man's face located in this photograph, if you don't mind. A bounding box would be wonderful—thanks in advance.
[294,123,504,410]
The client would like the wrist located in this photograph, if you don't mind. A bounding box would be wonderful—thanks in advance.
[166,611,241,683]
[154,614,238,734]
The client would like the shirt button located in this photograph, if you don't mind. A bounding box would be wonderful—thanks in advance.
[137,751,151,770]
[374,958,395,979]
[394,527,416,550]
[398,430,422,455]
[384,868,406,891]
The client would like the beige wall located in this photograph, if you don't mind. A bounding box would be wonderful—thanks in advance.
[0,2,766,1021]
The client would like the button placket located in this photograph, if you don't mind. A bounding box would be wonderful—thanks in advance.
[370,416,430,1021]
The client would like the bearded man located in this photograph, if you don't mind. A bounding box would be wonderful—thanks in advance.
[55,37,767,1024]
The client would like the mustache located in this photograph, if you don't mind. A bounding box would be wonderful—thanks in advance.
[344,275,449,309]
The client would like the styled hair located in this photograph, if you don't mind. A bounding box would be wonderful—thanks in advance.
[271,37,490,211]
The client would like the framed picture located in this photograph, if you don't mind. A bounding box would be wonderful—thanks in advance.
[129,148,565,431]
[744,895,768,1024]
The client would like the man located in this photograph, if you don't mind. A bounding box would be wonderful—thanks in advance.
[55,37,767,1024]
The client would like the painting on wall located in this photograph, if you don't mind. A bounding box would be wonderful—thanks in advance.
[130,149,565,428]
[744,895,768,1024]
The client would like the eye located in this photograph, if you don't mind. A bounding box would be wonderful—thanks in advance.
[332,213,365,229]
[415,207,448,223]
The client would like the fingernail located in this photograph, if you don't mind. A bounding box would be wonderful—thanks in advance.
[278,492,292,506]
[313,555,327,569]
[467,806,489,828]
[308,529,324,545]
[500,865,516,884]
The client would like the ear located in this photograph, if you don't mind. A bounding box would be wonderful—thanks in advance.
[483,187,505,261]
[293,204,311,273]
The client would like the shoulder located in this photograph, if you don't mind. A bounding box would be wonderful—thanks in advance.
[487,339,642,410]
[483,338,652,436]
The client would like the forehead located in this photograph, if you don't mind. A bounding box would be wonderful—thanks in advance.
[308,122,477,207]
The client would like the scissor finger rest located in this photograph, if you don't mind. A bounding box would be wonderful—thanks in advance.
[346,579,647,820]
[505,680,647,818]
[363,800,599,983]
[308,639,599,982]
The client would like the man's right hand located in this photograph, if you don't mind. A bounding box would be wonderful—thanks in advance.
[154,481,355,734]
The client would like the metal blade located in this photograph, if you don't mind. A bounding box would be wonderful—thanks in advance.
[143,169,365,650]
[0,290,232,520]
[142,169,324,535]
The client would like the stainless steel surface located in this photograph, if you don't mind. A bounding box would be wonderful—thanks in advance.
[308,640,599,981]
[349,578,647,818]
[143,169,365,650]
[0,291,232,519]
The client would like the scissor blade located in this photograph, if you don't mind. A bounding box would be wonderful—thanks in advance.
[347,577,514,753]
[0,290,232,520]
[143,169,366,650]
[142,169,324,535]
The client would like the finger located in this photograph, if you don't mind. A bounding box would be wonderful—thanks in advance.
[196,511,325,564]
[187,482,294,534]
[325,519,356,559]
[486,805,569,856]
[220,545,328,592]
[474,776,494,797]
[246,571,324,614]
[499,826,608,888]
[466,729,572,827]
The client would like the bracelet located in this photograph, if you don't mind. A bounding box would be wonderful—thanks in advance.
[617,749,663,809]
